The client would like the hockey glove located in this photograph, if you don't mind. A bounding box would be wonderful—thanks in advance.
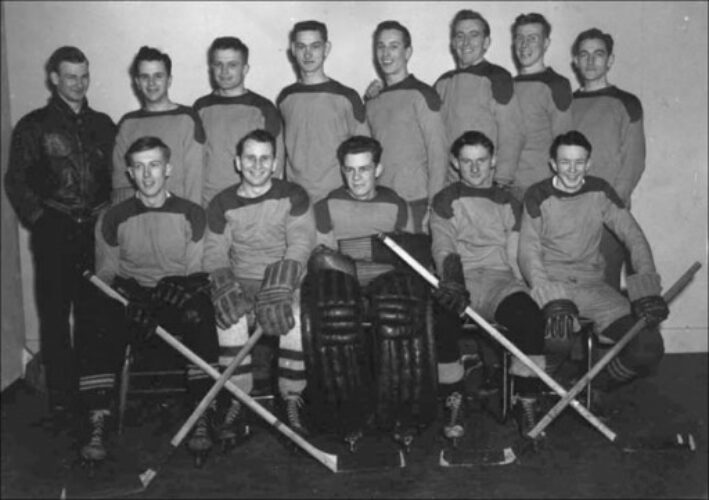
[210,268,252,330]
[626,272,668,328]
[433,253,470,315]
[542,299,579,348]
[113,276,157,342]
[631,296,669,328]
[255,259,302,337]
[153,272,210,309]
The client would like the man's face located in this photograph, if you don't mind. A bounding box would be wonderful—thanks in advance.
[514,23,549,70]
[211,48,249,94]
[291,30,330,75]
[551,145,591,192]
[376,29,411,79]
[236,139,276,188]
[135,60,171,105]
[452,19,490,68]
[574,38,614,85]
[127,148,171,198]
[50,61,90,105]
[342,151,381,201]
[455,144,496,188]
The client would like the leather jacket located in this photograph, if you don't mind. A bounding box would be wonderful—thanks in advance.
[5,94,116,227]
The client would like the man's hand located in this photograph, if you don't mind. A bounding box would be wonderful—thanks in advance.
[542,299,579,352]
[631,295,669,328]
[255,259,302,336]
[364,79,384,101]
[433,253,470,315]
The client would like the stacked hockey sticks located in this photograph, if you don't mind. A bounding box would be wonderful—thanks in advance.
[82,274,404,480]
[378,235,700,464]
[527,262,702,443]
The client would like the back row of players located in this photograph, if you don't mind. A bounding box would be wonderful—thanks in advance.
[6,10,665,467]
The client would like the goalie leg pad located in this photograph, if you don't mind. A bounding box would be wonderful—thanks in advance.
[368,271,438,431]
[301,269,372,435]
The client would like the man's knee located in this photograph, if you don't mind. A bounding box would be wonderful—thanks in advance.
[494,292,545,355]
[601,315,665,373]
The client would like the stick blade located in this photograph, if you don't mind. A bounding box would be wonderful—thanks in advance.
[439,446,517,467]
[620,432,698,453]
[60,448,148,499]
[335,442,406,473]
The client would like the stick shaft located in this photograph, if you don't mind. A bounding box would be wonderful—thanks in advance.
[170,325,264,447]
[379,235,616,441]
[85,273,338,472]
[529,261,702,438]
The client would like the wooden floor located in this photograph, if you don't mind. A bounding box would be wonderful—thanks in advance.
[1,353,706,499]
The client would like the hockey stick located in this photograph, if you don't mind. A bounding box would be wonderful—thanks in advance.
[85,272,404,474]
[139,324,264,488]
[378,234,616,443]
[528,262,702,442]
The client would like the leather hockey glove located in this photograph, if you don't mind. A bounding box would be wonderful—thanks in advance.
[542,299,579,346]
[113,276,157,342]
[627,272,668,328]
[153,272,210,309]
[433,253,470,315]
[255,259,302,337]
[210,268,252,330]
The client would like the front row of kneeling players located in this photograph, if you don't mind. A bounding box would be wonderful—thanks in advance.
[77,128,669,467]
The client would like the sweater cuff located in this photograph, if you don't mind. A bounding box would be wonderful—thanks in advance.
[626,272,662,302]
[531,282,571,308]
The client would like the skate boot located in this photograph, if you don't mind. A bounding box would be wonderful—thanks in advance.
[187,409,214,468]
[284,394,310,437]
[218,399,251,453]
[442,391,466,448]
[392,421,417,454]
[80,409,110,470]
[512,394,544,449]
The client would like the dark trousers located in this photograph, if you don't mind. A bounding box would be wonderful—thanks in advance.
[30,207,98,409]
[77,287,220,411]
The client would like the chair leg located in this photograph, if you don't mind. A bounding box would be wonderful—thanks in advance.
[118,344,132,436]
[585,331,593,411]
[501,351,510,422]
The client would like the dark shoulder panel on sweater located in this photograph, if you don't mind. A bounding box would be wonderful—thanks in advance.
[573,86,643,122]
[384,75,442,111]
[515,67,572,111]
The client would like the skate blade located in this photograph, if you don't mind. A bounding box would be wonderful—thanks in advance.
[620,432,698,453]
[439,446,516,467]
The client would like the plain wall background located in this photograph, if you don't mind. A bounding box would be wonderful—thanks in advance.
[2,2,707,380]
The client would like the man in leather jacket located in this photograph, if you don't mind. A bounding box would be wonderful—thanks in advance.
[5,46,116,427]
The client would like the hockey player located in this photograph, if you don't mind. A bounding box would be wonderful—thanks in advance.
[518,131,667,406]
[194,36,284,206]
[79,136,220,467]
[511,12,573,201]
[434,10,525,188]
[571,28,647,290]
[277,20,370,202]
[430,130,547,439]
[203,128,316,440]
[365,20,448,233]
[308,135,438,451]
[112,46,205,205]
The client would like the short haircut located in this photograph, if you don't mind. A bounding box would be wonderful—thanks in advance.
[125,136,171,166]
[450,130,495,159]
[208,36,249,64]
[131,46,172,78]
[512,12,552,39]
[291,20,328,43]
[450,9,490,39]
[337,136,383,166]
[550,130,593,159]
[374,20,412,48]
[572,28,614,56]
[236,129,276,157]
[46,46,88,75]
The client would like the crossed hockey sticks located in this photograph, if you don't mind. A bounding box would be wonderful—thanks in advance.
[139,324,264,488]
[378,234,616,441]
[85,272,404,475]
[528,261,702,441]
